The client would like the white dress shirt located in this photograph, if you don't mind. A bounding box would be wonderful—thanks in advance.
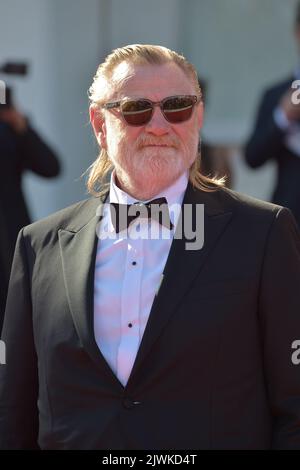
[94,170,188,386]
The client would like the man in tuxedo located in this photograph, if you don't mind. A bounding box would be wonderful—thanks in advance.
[1,44,300,450]
[245,2,300,227]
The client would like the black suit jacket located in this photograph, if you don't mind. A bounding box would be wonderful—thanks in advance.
[1,184,300,449]
[245,77,300,226]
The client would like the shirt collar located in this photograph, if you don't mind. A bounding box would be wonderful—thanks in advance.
[109,169,189,207]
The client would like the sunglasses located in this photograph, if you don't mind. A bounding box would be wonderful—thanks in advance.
[102,95,200,126]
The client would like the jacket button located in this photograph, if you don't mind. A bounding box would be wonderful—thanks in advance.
[122,397,140,409]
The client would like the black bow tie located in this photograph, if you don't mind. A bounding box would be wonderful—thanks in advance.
[110,197,174,233]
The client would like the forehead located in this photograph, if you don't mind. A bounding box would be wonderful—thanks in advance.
[110,61,196,98]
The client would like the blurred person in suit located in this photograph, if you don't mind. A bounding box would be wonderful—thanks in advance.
[0,88,60,331]
[0,44,300,450]
[245,2,300,226]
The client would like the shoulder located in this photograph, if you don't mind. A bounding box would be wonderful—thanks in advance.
[218,187,280,212]
[213,187,298,234]
[21,196,105,243]
[216,186,284,214]
[197,184,295,223]
[202,187,300,258]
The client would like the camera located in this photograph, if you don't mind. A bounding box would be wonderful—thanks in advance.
[0,86,13,109]
[0,62,28,110]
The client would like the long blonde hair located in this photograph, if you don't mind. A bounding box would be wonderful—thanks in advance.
[87,44,225,195]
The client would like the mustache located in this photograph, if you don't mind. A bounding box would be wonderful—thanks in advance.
[136,135,180,149]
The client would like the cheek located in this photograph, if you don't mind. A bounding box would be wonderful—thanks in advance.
[174,123,198,146]
[119,130,143,150]
[106,118,140,148]
[106,120,123,146]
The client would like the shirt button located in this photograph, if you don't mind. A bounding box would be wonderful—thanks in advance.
[122,397,141,409]
[132,261,137,266]
[128,323,133,328]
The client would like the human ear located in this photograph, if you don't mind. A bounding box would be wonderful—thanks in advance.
[89,105,107,149]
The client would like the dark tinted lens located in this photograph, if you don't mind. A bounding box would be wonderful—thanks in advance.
[121,99,153,125]
[163,96,194,123]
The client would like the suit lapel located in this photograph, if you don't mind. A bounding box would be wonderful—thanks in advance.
[58,192,124,389]
[127,184,233,387]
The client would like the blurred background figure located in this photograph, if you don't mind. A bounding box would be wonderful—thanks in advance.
[245,1,300,226]
[0,66,61,331]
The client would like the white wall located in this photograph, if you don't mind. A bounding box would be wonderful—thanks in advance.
[108,0,181,49]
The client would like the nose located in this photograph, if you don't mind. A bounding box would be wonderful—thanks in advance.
[144,105,170,136]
